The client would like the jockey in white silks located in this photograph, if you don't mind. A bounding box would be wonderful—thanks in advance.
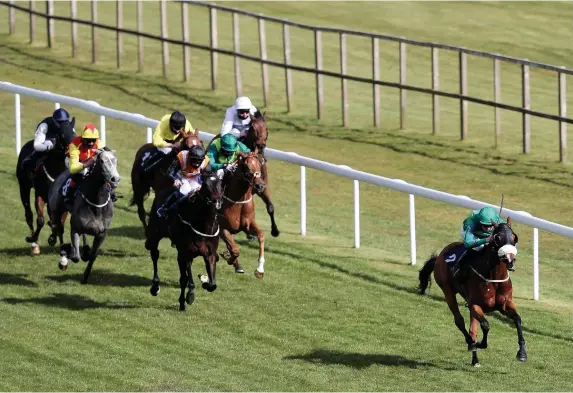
[220,96,259,140]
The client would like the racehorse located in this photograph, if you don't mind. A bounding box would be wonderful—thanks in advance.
[144,171,223,311]
[48,150,120,284]
[418,218,526,367]
[218,152,266,278]
[129,132,202,236]
[209,113,280,238]
[16,120,75,254]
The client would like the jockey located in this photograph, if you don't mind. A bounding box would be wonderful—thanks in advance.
[63,124,116,210]
[220,96,261,142]
[207,133,250,173]
[453,206,506,278]
[143,111,195,173]
[156,145,211,219]
[20,108,75,173]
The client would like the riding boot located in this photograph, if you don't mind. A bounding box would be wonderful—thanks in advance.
[143,152,164,173]
[157,191,187,219]
[64,181,78,211]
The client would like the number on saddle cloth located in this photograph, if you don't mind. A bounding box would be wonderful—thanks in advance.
[444,244,467,265]
[61,177,72,196]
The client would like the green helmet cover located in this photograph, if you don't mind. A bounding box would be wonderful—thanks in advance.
[478,207,498,225]
[221,133,238,152]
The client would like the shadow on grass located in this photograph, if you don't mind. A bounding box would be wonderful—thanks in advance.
[283,349,478,373]
[0,273,38,287]
[2,292,136,310]
[45,269,151,287]
[490,312,573,344]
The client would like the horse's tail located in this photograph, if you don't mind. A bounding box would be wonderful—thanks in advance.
[418,254,438,295]
[129,149,151,207]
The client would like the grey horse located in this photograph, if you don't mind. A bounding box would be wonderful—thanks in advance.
[48,150,120,284]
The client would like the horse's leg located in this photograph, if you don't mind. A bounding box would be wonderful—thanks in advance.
[468,304,487,367]
[503,300,527,362]
[19,177,35,242]
[186,259,196,305]
[201,253,217,292]
[220,228,243,274]
[471,306,490,350]
[258,162,279,237]
[81,233,91,262]
[28,195,46,253]
[248,220,266,278]
[443,289,473,346]
[177,252,190,311]
[81,232,106,284]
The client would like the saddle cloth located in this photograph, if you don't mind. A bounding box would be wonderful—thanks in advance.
[444,244,467,266]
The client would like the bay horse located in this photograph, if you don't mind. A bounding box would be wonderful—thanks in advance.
[144,171,223,311]
[129,132,202,235]
[48,150,120,284]
[418,218,525,367]
[209,113,280,238]
[16,120,75,254]
[218,152,266,278]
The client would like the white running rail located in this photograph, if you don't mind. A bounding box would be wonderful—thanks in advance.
[3,81,572,301]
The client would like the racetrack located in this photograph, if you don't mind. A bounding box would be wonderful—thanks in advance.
[1,2,573,391]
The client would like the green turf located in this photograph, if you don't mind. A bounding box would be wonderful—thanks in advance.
[1,2,573,391]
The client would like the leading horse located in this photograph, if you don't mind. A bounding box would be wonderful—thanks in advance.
[16,120,75,254]
[418,218,525,367]
[129,132,202,236]
[145,171,223,311]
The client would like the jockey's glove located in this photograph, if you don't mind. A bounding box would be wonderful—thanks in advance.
[83,157,96,168]
[44,140,54,151]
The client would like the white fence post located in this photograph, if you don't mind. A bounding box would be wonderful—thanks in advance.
[533,227,539,300]
[147,127,152,143]
[100,115,106,145]
[300,165,306,236]
[354,180,360,249]
[409,194,416,265]
[55,102,60,110]
[15,93,21,155]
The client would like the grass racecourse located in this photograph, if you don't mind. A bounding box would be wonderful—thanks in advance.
[1,1,573,391]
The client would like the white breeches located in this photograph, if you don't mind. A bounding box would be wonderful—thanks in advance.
[158,147,172,155]
[179,177,201,196]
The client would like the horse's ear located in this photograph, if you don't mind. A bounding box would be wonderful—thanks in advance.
[491,218,498,227]
[507,217,512,227]
[71,117,76,129]
[262,111,267,120]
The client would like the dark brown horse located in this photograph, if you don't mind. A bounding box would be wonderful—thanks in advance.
[16,121,75,254]
[144,171,223,311]
[418,218,525,367]
[218,153,266,278]
[129,132,202,235]
[209,113,280,238]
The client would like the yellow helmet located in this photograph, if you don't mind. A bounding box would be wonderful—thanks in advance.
[82,123,100,139]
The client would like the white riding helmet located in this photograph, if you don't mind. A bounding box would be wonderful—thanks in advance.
[235,96,253,111]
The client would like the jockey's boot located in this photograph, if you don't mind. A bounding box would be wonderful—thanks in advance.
[64,181,77,211]
[157,191,187,220]
[143,152,164,173]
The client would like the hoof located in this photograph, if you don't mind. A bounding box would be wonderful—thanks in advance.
[234,264,245,274]
[80,278,88,285]
[179,303,186,312]
[202,282,217,292]
[58,262,68,271]
[186,291,195,305]
[31,243,40,255]
[71,256,80,264]
[517,352,527,362]
[47,235,57,247]
[150,285,160,296]
[246,233,256,241]
[25,235,37,243]
[255,270,264,279]
[271,228,280,237]
[472,362,481,368]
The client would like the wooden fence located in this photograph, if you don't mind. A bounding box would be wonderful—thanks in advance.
[3,0,573,161]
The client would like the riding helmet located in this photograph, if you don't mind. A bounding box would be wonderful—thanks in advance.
[235,96,252,111]
[169,111,186,133]
[221,133,238,152]
[82,123,100,139]
[478,207,499,225]
[188,145,206,165]
[52,108,70,123]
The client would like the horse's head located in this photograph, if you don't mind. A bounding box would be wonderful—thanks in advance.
[238,152,265,194]
[182,131,203,150]
[247,112,268,154]
[199,170,224,210]
[95,150,121,189]
[490,218,519,271]
[52,117,76,152]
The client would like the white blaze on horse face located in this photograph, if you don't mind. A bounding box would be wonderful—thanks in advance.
[498,244,518,262]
